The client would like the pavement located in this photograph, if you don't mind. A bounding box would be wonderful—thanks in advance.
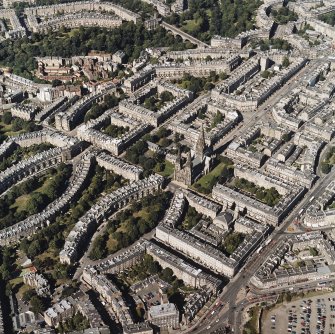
[262,291,335,334]
[184,58,335,334]
[50,58,333,334]
[213,58,324,154]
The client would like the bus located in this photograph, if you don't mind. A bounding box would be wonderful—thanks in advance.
[256,246,263,254]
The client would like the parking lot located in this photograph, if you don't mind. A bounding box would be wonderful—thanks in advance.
[263,292,335,334]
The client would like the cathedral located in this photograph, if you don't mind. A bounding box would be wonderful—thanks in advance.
[174,126,211,186]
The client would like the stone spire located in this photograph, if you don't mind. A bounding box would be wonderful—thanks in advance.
[176,147,182,166]
[195,124,205,160]
[185,150,193,185]
[174,148,182,181]
[186,150,192,167]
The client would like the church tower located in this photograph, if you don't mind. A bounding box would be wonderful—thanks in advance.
[195,124,205,160]
[173,148,182,181]
[184,150,192,185]
[174,149,193,186]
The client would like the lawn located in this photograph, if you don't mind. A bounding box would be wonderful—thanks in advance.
[0,122,25,138]
[37,249,57,262]
[67,28,80,37]
[17,281,32,299]
[10,277,23,288]
[181,19,201,35]
[106,236,118,252]
[106,202,162,253]
[9,277,27,298]
[197,163,226,187]
[133,208,151,221]
[244,305,261,334]
[9,174,50,213]
[10,194,30,212]
[192,162,233,194]
[34,175,54,194]
[157,160,174,177]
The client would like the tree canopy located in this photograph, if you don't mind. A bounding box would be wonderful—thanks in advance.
[0,23,193,80]
[166,0,262,42]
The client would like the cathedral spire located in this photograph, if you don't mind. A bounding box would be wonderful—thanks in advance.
[186,150,192,167]
[195,124,205,160]
[176,147,182,166]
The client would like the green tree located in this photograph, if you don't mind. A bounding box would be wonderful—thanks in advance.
[282,133,290,142]
[211,110,224,128]
[223,232,245,255]
[160,91,174,102]
[30,295,46,314]
[2,112,12,125]
[321,162,331,174]
[89,235,107,260]
[309,247,318,256]
[282,57,290,68]
[27,239,47,258]
[52,262,71,280]
[261,70,270,79]
[272,7,298,24]
[52,79,62,87]
[160,267,174,283]
[26,192,48,215]
[22,289,36,303]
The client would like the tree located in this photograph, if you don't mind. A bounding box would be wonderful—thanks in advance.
[204,82,214,91]
[261,70,270,79]
[12,118,24,131]
[285,292,292,302]
[137,219,149,235]
[125,140,148,164]
[30,296,46,314]
[52,262,71,280]
[27,239,47,258]
[0,22,192,81]
[160,91,174,103]
[184,206,202,230]
[89,235,107,260]
[282,133,290,142]
[22,289,36,303]
[104,94,118,108]
[58,312,90,333]
[2,112,12,125]
[223,232,245,255]
[174,133,183,143]
[52,79,62,87]
[320,11,335,26]
[211,111,224,127]
[144,96,157,111]
[159,137,170,148]
[309,247,318,256]
[148,260,160,274]
[156,127,170,139]
[154,162,164,172]
[272,7,298,25]
[160,267,174,283]
[26,192,48,215]
[282,57,290,68]
[40,256,56,269]
[321,162,331,174]
[0,265,10,281]
[219,72,228,80]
